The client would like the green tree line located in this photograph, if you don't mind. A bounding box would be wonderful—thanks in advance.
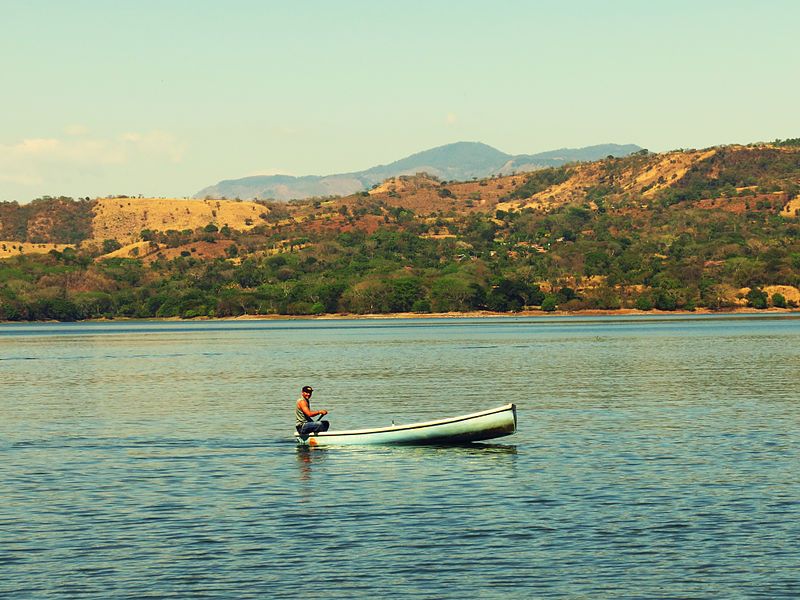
[1,198,798,320]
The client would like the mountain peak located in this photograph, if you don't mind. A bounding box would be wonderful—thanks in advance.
[195,142,642,201]
[365,141,511,179]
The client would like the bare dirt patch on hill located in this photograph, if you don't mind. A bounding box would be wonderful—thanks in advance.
[696,197,751,215]
[150,240,236,262]
[369,174,521,214]
[782,197,800,217]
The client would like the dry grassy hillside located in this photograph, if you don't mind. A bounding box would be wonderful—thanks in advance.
[636,149,718,198]
[0,241,74,258]
[762,285,800,303]
[3,143,797,257]
[497,149,720,212]
[88,144,791,243]
[90,198,269,244]
[102,239,237,262]
[782,196,800,217]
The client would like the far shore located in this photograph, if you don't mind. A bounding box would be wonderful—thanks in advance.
[226,306,799,321]
[3,306,798,325]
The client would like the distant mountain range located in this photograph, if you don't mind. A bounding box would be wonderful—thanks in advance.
[195,142,642,201]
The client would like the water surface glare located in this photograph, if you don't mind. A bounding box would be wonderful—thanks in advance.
[2,315,799,598]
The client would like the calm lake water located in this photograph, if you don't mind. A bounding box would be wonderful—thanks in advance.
[2,314,799,598]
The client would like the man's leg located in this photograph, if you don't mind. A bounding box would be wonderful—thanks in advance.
[299,421,322,435]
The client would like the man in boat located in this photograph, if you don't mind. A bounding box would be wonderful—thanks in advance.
[295,385,330,435]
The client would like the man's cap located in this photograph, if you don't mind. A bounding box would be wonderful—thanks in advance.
[302,386,313,393]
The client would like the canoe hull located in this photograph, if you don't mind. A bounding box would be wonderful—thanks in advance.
[295,403,517,447]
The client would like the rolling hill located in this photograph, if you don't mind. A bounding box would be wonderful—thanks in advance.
[2,139,799,320]
[194,142,642,201]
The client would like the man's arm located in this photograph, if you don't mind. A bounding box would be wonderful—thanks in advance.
[298,399,327,418]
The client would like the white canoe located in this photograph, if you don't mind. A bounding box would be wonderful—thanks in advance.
[294,403,517,447]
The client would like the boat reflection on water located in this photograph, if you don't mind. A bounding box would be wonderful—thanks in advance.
[295,442,518,483]
[297,442,516,458]
[294,442,521,509]
[295,445,329,482]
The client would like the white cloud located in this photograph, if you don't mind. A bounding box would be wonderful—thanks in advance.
[0,137,124,165]
[0,129,187,195]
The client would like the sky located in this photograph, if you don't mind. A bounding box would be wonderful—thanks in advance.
[1,0,798,202]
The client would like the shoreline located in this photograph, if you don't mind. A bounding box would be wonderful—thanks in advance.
[3,306,798,325]
[230,307,799,320]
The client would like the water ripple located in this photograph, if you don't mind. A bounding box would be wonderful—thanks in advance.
[2,316,800,598]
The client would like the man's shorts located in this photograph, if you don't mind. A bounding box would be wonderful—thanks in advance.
[297,420,330,435]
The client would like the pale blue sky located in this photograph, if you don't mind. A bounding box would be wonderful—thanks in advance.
[1,0,797,202]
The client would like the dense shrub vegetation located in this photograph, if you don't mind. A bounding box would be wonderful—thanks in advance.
[0,196,94,243]
[1,198,798,320]
[2,144,799,320]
